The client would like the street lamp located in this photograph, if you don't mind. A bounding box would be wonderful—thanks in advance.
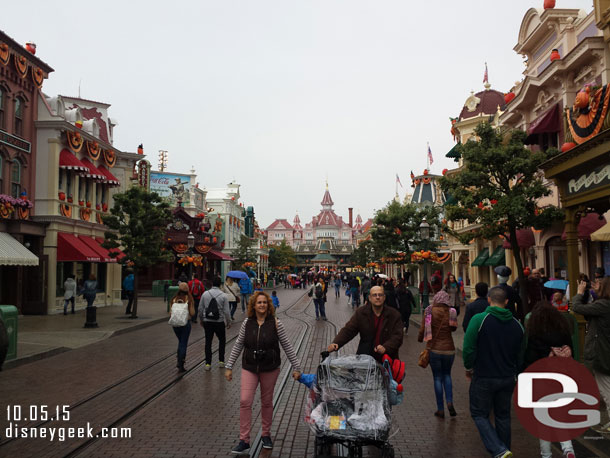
[187,231,195,280]
[420,218,431,313]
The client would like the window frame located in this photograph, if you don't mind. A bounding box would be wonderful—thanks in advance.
[14,96,24,137]
[11,158,21,198]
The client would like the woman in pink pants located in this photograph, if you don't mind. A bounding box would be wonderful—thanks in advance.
[225,291,301,455]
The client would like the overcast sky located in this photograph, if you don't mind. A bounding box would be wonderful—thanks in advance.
[4,0,594,227]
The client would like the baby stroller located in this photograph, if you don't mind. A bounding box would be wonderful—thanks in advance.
[303,352,400,458]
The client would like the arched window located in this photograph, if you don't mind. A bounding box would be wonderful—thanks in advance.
[0,87,4,129]
[14,97,24,137]
[11,158,21,198]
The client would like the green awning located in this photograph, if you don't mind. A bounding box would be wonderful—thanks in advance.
[471,248,489,267]
[446,143,462,162]
[484,246,505,267]
[312,253,335,262]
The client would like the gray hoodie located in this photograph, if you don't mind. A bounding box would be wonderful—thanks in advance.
[198,287,231,323]
[63,278,77,300]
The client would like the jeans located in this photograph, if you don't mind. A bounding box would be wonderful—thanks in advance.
[125,290,134,314]
[203,321,226,364]
[192,296,201,322]
[229,301,238,319]
[334,286,340,298]
[240,368,280,443]
[84,293,96,307]
[63,297,75,314]
[429,352,454,411]
[241,294,250,312]
[351,289,360,307]
[172,321,191,363]
[313,298,326,318]
[469,376,516,457]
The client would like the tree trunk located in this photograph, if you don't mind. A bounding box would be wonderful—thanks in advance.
[508,226,527,321]
[131,270,139,319]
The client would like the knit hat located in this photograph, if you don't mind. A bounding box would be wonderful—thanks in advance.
[178,282,189,292]
[433,290,451,306]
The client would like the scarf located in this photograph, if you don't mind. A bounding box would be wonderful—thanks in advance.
[423,305,458,342]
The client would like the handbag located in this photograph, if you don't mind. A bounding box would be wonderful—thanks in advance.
[168,301,189,327]
[418,308,444,369]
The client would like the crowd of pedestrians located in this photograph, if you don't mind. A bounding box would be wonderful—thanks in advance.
[161,264,610,457]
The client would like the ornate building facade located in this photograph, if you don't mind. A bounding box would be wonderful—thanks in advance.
[266,186,371,268]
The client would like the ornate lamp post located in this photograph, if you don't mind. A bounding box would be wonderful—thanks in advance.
[187,231,195,280]
[419,218,430,313]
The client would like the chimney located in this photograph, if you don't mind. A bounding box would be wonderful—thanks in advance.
[348,208,353,227]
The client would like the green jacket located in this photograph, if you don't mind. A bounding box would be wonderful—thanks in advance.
[463,306,525,376]
[572,294,610,374]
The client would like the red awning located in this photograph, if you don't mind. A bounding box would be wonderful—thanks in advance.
[59,149,88,172]
[95,237,126,261]
[79,235,117,263]
[207,249,233,261]
[57,233,102,262]
[97,164,120,186]
[80,157,106,181]
[527,104,560,135]
[502,228,536,249]
[562,213,607,241]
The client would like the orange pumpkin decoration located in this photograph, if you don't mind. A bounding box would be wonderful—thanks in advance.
[504,92,516,104]
[67,131,83,153]
[422,251,430,259]
[423,169,429,176]
[87,141,100,160]
[32,67,44,88]
[561,142,576,153]
[104,149,116,168]
[14,54,27,78]
[0,43,9,65]
[544,0,555,8]
[574,88,590,109]
[550,49,560,62]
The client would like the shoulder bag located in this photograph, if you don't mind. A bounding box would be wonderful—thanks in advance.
[418,310,444,369]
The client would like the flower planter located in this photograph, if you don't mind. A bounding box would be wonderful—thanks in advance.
[550,49,560,62]
[86,201,92,208]
[102,203,108,212]
[67,196,73,203]
[79,200,85,207]
[58,192,66,201]
[96,204,101,210]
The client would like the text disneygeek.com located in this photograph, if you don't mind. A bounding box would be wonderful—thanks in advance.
[4,405,132,441]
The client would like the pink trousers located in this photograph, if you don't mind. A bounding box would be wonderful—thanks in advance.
[240,368,280,442]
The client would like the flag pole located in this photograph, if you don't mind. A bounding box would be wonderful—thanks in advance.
[426,142,430,170]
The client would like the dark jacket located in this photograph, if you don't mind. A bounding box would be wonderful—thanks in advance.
[396,286,414,321]
[417,305,457,353]
[462,297,489,332]
[242,315,281,373]
[384,285,398,310]
[497,282,523,322]
[523,329,573,369]
[333,303,404,362]
[463,306,525,377]
[573,295,610,375]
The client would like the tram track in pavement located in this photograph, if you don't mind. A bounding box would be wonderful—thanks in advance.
[0,289,309,458]
[63,289,311,458]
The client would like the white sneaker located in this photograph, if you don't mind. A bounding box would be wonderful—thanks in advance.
[219,362,225,368]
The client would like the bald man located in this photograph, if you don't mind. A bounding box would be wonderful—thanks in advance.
[328,286,404,362]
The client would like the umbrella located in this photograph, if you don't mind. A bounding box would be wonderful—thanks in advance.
[227,270,248,280]
[288,273,298,278]
[377,273,388,279]
[544,279,569,290]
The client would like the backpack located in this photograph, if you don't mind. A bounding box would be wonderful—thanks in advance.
[315,285,323,299]
[205,294,220,320]
[168,299,189,327]
[190,280,203,297]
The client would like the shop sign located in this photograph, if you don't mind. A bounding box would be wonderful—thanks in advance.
[0,129,31,153]
[567,164,610,196]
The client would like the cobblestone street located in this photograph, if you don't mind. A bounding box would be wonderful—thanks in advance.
[0,288,608,457]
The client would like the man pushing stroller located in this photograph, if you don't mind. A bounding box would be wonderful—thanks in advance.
[327,286,404,361]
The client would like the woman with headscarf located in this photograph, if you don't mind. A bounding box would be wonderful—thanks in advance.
[418,290,458,419]
[444,273,463,315]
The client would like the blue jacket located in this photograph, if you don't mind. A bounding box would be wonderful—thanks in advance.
[239,277,252,294]
[123,274,134,291]
[272,296,280,308]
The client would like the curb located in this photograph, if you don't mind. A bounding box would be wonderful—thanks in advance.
[3,316,168,371]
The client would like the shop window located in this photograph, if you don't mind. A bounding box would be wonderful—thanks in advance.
[56,262,75,297]
[66,170,72,198]
[11,158,21,198]
[0,87,4,129]
[14,97,24,137]
[77,262,107,292]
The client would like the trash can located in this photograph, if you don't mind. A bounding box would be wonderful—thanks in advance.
[151,280,161,297]
[167,286,179,312]
[0,305,18,361]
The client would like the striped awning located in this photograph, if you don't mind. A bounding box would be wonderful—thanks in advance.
[0,232,39,266]
[59,149,88,172]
